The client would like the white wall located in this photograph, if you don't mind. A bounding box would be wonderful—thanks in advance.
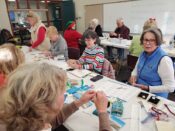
[73,0,127,33]
[0,0,12,33]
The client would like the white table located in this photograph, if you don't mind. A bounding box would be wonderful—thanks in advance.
[161,44,175,58]
[100,37,131,50]
[22,46,175,131]
[100,38,175,59]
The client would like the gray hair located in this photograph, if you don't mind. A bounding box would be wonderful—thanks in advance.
[140,28,162,46]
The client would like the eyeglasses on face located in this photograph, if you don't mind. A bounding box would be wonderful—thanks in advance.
[143,39,156,44]
[149,18,156,21]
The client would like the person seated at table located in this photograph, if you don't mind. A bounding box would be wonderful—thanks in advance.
[64,21,82,49]
[67,30,104,73]
[88,18,103,37]
[43,26,68,61]
[129,18,158,57]
[0,63,111,131]
[108,18,130,62]
[0,43,24,88]
[109,18,130,39]
[26,11,50,51]
[129,28,175,98]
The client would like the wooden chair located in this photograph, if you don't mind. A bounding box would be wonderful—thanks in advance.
[68,47,80,60]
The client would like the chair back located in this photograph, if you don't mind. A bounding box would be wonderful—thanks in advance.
[68,47,80,60]
[127,54,138,71]
[102,58,115,79]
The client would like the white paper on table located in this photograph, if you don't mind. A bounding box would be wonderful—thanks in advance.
[156,121,175,131]
[130,104,141,131]
[94,80,139,101]
[68,69,91,78]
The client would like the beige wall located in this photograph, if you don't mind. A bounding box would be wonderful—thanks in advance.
[85,4,103,28]
[73,0,127,33]
[0,0,12,33]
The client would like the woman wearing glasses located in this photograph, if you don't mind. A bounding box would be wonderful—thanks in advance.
[129,28,175,98]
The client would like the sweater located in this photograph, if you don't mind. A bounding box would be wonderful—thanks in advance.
[0,74,5,87]
[79,45,104,73]
[111,25,130,39]
[95,25,103,37]
[30,21,50,51]
[50,35,68,61]
[64,29,82,49]
[31,27,46,48]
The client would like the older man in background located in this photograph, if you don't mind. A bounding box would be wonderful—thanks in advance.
[108,18,130,62]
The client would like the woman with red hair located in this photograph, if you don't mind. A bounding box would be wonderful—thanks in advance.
[64,21,82,49]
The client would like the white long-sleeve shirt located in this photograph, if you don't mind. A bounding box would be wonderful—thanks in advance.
[132,56,175,93]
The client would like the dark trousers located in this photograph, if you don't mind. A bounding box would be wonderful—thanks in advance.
[107,46,124,60]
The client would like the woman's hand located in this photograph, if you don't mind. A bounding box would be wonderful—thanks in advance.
[29,47,32,52]
[74,90,96,108]
[42,51,52,57]
[67,59,77,66]
[129,76,137,85]
[67,59,81,69]
[92,91,108,113]
[110,32,117,37]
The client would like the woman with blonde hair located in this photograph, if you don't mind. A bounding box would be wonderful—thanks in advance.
[44,26,68,60]
[0,63,111,131]
[0,43,24,87]
[26,11,50,51]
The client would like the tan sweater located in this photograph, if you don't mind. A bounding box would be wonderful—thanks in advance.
[0,102,111,131]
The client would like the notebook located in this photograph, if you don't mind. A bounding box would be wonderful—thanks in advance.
[68,69,91,78]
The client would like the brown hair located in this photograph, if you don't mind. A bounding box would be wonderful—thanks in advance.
[140,28,162,46]
[0,63,67,131]
[0,43,25,75]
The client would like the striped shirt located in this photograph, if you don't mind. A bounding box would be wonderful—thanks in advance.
[79,45,104,73]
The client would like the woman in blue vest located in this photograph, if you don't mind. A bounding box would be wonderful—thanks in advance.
[130,28,175,98]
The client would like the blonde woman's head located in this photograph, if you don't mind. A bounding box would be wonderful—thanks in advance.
[0,62,67,131]
[143,19,158,31]
[47,26,60,41]
[26,11,40,26]
[0,43,25,76]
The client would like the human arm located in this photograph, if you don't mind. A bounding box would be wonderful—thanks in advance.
[31,27,46,49]
[80,48,105,73]
[52,90,96,129]
[129,59,139,84]
[149,56,175,93]
[93,91,112,131]
[51,42,66,57]
[120,27,130,39]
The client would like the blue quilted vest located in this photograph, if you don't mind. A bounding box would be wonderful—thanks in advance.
[137,47,168,98]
